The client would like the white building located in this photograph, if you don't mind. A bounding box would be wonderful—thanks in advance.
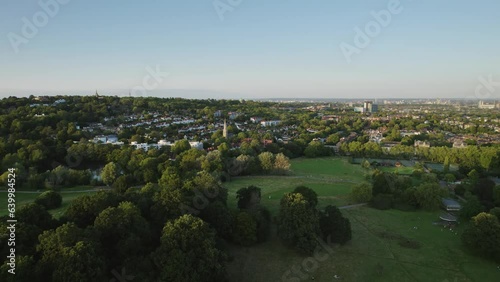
[260,120,281,127]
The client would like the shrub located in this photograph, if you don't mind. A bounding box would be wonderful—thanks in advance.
[35,191,62,210]
[371,194,393,210]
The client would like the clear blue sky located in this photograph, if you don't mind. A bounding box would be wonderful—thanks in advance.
[1,0,499,99]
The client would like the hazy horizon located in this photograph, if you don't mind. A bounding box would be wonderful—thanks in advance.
[1,0,499,99]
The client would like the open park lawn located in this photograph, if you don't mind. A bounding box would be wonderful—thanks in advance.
[224,158,368,214]
[226,206,500,282]
[224,157,500,282]
[0,186,99,218]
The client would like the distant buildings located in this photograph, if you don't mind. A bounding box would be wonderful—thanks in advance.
[478,100,499,109]
[354,101,378,113]
[250,117,263,123]
[91,135,119,144]
[260,120,281,127]
[414,140,430,148]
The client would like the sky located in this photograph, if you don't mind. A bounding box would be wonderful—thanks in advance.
[0,0,499,99]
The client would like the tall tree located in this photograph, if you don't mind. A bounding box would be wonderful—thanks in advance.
[277,193,319,254]
[151,215,226,282]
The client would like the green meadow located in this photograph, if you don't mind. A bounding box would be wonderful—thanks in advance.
[224,157,500,282]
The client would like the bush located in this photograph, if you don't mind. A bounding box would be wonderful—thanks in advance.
[35,190,62,210]
[371,194,394,210]
[232,211,257,246]
[351,183,372,203]
[489,207,500,222]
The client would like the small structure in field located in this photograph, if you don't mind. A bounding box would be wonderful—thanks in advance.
[441,198,461,212]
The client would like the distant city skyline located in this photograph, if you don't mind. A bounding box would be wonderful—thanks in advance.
[1,0,499,99]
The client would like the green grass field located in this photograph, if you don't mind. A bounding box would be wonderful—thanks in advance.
[224,158,368,214]
[0,186,99,218]
[225,157,500,282]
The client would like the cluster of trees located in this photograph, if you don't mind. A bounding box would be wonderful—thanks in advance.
[462,212,500,262]
[0,171,230,281]
[277,186,351,254]
[339,142,500,174]
[359,170,447,211]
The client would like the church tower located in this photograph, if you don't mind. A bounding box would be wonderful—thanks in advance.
[223,119,227,138]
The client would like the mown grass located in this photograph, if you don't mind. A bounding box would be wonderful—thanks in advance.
[0,185,100,218]
[225,157,500,282]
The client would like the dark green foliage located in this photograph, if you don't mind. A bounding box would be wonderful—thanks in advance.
[151,215,226,282]
[199,201,233,240]
[461,212,500,262]
[113,175,131,193]
[236,186,261,210]
[304,141,331,158]
[277,193,319,254]
[460,195,485,220]
[454,184,466,196]
[254,207,271,243]
[0,256,37,282]
[351,183,373,203]
[372,171,392,196]
[292,186,318,208]
[414,183,447,210]
[232,211,257,246]
[36,223,107,282]
[63,191,122,228]
[489,207,500,222]
[474,178,495,206]
[371,194,394,210]
[16,203,57,230]
[319,205,352,245]
[94,202,151,268]
[35,190,62,210]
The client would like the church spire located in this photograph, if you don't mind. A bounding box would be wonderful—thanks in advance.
[223,119,227,138]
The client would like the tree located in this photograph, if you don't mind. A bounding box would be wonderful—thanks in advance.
[489,207,500,222]
[94,202,151,268]
[372,171,394,196]
[37,223,106,282]
[113,175,130,193]
[444,173,456,183]
[304,141,330,158]
[351,183,373,203]
[101,162,119,186]
[273,153,290,175]
[277,193,319,254]
[319,205,352,244]
[63,191,122,228]
[199,200,233,240]
[236,186,261,211]
[232,211,257,246]
[258,152,274,173]
[292,186,318,208]
[35,190,62,210]
[461,212,500,261]
[460,195,484,220]
[172,139,191,155]
[151,215,226,282]
[414,183,446,210]
[494,186,500,206]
